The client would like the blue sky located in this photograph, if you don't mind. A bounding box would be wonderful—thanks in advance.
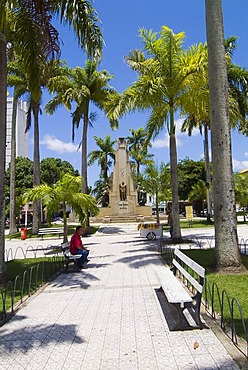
[27,0,248,186]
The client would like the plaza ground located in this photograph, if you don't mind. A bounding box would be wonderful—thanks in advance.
[1,223,248,369]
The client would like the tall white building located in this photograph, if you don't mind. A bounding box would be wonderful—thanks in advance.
[6,97,29,169]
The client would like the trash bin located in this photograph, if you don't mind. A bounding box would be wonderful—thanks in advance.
[20,227,27,240]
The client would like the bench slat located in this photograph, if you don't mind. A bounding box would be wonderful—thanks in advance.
[160,268,192,304]
[39,228,63,234]
[174,248,205,277]
[172,259,203,293]
[160,249,205,330]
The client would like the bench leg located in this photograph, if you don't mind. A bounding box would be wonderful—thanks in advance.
[74,260,82,271]
[172,303,186,331]
[192,299,204,328]
[64,259,69,272]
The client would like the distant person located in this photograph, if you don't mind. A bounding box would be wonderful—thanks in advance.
[70,225,89,268]
[167,210,173,238]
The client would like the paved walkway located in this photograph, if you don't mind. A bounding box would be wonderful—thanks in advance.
[1,224,247,370]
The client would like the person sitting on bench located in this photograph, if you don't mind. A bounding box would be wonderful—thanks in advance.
[70,225,89,268]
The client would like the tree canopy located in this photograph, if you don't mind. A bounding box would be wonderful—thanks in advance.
[177,158,207,201]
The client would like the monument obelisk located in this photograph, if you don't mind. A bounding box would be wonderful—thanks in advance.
[97,138,151,221]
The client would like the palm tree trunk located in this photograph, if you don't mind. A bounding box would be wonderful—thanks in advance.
[155,191,159,224]
[82,115,88,194]
[169,108,182,241]
[104,153,108,182]
[204,124,212,222]
[32,104,41,234]
[62,201,68,243]
[82,112,90,234]
[9,95,18,234]
[0,32,7,283]
[206,0,242,272]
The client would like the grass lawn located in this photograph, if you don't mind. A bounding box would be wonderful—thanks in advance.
[167,248,248,340]
[1,257,64,315]
[162,218,247,232]
[5,224,99,239]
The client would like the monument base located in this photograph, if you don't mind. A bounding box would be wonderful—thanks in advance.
[95,204,153,223]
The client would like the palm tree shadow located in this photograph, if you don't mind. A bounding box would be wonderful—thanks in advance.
[0,321,84,353]
[115,253,161,269]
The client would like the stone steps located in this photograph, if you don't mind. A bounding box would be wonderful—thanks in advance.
[91,215,156,224]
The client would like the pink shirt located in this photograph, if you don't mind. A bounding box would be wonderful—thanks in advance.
[70,233,82,254]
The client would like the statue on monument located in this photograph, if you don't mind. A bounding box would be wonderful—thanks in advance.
[101,184,110,207]
[119,182,127,201]
[137,183,147,206]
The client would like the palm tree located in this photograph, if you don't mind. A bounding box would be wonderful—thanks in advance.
[8,90,18,234]
[181,37,248,223]
[7,58,64,234]
[205,0,243,272]
[88,135,116,182]
[141,161,171,224]
[24,174,98,243]
[45,60,118,233]
[0,1,103,280]
[107,26,206,241]
[126,128,154,177]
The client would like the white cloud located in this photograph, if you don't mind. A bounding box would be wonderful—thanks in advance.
[151,117,199,149]
[233,158,248,172]
[40,135,79,153]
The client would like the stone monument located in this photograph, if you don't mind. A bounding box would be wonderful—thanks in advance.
[97,138,151,221]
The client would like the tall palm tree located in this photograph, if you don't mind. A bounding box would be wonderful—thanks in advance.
[205,0,243,272]
[181,37,248,223]
[141,161,171,224]
[107,26,207,241]
[126,128,153,177]
[7,58,64,234]
[88,135,116,182]
[8,90,18,234]
[45,60,118,232]
[25,174,98,243]
[0,0,103,280]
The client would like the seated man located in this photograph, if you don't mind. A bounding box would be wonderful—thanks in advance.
[70,225,89,268]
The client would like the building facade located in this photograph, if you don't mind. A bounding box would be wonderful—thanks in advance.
[6,97,28,169]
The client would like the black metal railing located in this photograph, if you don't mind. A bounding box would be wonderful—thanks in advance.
[203,277,248,357]
[1,245,65,325]
[159,237,248,358]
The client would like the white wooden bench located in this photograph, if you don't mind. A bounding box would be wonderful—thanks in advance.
[61,242,82,271]
[160,248,205,331]
[38,227,63,239]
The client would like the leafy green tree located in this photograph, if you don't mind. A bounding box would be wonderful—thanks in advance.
[177,158,206,201]
[107,26,206,241]
[24,174,98,243]
[234,172,248,222]
[188,180,207,212]
[126,128,154,176]
[5,156,33,234]
[206,0,242,272]
[40,157,79,185]
[141,162,171,224]
[45,60,118,233]
[88,135,116,182]
[5,157,33,199]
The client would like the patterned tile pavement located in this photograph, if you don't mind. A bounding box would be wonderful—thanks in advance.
[1,224,246,369]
